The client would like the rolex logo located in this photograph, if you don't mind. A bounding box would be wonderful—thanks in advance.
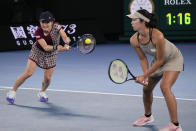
[164,0,191,5]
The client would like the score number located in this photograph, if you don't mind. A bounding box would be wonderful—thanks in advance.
[62,24,81,41]
[166,13,191,25]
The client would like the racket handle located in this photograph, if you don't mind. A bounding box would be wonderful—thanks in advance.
[128,70,136,80]
[53,44,58,50]
[127,78,136,81]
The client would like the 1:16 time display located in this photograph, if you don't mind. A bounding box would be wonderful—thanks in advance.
[166,13,191,25]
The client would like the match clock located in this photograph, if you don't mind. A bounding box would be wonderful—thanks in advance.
[128,0,155,13]
[166,12,191,26]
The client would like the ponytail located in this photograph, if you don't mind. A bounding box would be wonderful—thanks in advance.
[137,9,158,28]
[147,13,157,28]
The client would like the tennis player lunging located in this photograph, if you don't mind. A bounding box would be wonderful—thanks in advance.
[6,11,70,103]
[127,9,184,131]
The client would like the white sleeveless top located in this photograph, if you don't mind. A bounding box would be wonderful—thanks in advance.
[137,29,182,62]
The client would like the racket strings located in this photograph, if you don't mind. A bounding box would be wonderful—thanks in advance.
[113,66,125,79]
[109,60,128,83]
[78,34,96,54]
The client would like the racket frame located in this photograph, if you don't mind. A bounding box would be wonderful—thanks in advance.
[70,34,96,54]
[108,59,136,84]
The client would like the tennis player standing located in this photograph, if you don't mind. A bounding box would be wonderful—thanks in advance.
[127,9,183,131]
[6,11,70,103]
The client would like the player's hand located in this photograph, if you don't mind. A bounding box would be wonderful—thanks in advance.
[63,44,70,51]
[135,75,148,86]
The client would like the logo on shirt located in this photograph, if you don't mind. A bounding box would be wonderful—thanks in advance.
[150,48,156,52]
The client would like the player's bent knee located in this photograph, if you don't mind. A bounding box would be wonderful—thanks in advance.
[24,72,34,78]
[44,76,52,83]
[160,85,171,96]
[143,86,153,94]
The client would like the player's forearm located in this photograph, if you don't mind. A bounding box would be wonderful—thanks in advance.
[63,37,70,44]
[140,59,149,74]
[43,45,54,51]
[59,29,70,44]
[38,39,54,51]
[144,60,163,77]
[57,45,65,52]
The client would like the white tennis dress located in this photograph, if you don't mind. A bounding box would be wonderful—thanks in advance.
[137,32,184,78]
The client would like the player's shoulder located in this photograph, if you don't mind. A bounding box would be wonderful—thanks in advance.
[35,27,42,32]
[54,22,61,26]
[130,32,139,47]
[53,22,62,30]
[35,27,42,35]
[152,28,165,41]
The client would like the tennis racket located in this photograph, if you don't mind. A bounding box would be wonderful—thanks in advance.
[70,34,96,54]
[108,59,136,84]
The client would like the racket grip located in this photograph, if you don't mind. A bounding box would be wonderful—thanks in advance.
[132,75,136,80]
[53,44,58,50]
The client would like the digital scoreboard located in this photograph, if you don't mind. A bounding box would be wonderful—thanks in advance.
[122,0,196,40]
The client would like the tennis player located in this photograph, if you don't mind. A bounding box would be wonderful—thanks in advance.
[6,11,70,103]
[127,9,183,131]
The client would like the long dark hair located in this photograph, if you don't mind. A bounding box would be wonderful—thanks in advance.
[137,9,157,28]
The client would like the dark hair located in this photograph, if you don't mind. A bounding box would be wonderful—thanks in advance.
[137,9,157,28]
